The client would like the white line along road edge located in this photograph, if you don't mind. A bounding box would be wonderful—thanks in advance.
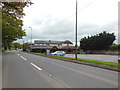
[31,63,42,71]
[21,56,27,60]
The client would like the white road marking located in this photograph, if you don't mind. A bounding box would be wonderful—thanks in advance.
[21,56,27,60]
[31,63,42,71]
[48,74,51,77]
[17,54,19,56]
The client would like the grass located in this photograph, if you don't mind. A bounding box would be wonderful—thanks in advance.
[0,48,6,52]
[33,53,120,68]
[0,49,2,52]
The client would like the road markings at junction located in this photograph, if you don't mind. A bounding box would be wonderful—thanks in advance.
[31,63,42,71]
[21,56,27,60]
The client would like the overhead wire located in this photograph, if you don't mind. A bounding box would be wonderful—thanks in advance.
[44,0,96,34]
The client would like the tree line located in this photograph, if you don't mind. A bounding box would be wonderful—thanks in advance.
[1,1,32,50]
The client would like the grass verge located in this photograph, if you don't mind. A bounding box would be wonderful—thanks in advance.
[0,48,6,52]
[33,53,120,68]
[0,49,2,52]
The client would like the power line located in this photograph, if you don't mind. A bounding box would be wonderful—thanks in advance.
[45,0,95,33]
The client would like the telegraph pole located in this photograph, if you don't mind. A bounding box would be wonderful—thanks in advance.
[29,27,32,51]
[75,0,78,59]
[29,27,32,44]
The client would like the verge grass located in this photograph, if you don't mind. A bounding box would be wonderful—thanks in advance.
[0,49,2,52]
[33,53,120,68]
[0,48,6,52]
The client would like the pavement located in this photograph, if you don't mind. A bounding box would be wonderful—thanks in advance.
[65,54,118,63]
[2,50,119,88]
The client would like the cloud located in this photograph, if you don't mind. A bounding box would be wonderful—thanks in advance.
[26,20,117,44]
[17,20,118,45]
[16,0,118,45]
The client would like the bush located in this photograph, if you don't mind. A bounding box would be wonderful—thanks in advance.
[80,31,116,51]
[109,44,120,51]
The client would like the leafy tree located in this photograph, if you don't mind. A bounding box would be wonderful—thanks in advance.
[22,42,29,48]
[12,42,22,49]
[22,42,30,51]
[1,1,32,50]
[80,31,116,51]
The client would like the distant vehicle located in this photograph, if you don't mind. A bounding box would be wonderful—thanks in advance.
[51,51,65,56]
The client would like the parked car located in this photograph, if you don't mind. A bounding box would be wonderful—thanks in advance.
[51,51,65,56]
[118,58,120,63]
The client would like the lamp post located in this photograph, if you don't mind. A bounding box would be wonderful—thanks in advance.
[75,0,78,59]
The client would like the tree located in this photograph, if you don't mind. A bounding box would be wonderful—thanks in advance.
[109,44,120,51]
[80,31,116,51]
[12,42,22,50]
[22,42,29,48]
[1,1,32,50]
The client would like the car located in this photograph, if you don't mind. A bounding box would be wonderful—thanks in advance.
[51,51,65,56]
[118,58,120,63]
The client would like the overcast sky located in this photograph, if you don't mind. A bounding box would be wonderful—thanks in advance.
[17,0,119,45]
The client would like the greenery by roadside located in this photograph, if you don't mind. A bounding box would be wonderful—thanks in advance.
[0,49,2,52]
[2,1,32,50]
[0,48,6,52]
[80,31,116,51]
[27,52,120,68]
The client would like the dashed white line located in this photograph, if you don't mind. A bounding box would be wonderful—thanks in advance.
[48,74,51,77]
[31,63,42,71]
[17,54,20,56]
[21,56,27,60]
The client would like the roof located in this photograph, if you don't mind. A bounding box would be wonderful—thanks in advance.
[34,40,73,45]
[62,40,73,44]
[34,40,63,44]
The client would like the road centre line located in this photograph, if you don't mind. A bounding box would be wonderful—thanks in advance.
[21,56,27,60]
[31,63,42,71]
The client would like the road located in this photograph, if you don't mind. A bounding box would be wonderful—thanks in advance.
[65,54,118,63]
[2,50,119,88]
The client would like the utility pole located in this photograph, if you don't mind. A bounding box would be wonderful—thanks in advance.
[23,40,25,51]
[29,27,32,52]
[75,0,78,59]
[29,27,32,44]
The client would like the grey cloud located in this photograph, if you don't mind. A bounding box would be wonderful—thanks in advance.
[78,21,117,36]
[32,15,60,27]
[42,22,74,35]
[77,23,99,36]
[25,19,118,44]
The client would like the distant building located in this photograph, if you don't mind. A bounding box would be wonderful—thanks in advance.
[29,40,75,53]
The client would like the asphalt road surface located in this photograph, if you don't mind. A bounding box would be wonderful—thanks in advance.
[2,50,119,88]
[65,54,118,63]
